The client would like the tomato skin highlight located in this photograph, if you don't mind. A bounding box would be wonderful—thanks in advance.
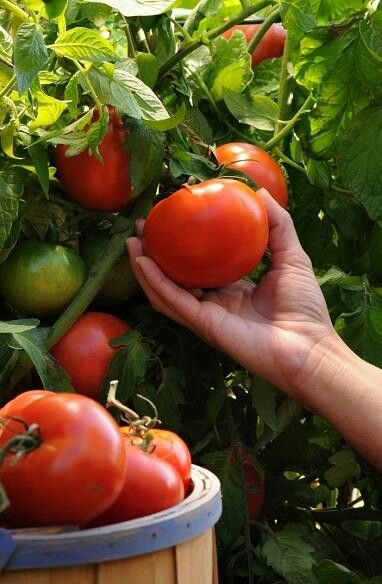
[215,143,288,208]
[0,241,87,317]
[0,392,126,527]
[222,24,286,67]
[89,443,185,526]
[51,312,131,399]
[121,427,192,492]
[55,107,132,212]
[143,178,269,289]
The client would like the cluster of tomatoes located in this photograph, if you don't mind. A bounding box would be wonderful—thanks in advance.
[0,389,191,528]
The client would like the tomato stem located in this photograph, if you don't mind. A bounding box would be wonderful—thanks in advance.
[264,94,315,151]
[73,61,102,110]
[0,0,30,22]
[0,74,16,100]
[159,0,276,76]
[246,6,281,54]
[125,20,137,58]
[107,382,160,432]
[274,34,290,138]
[0,423,41,466]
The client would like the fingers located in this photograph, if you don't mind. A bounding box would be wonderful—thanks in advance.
[257,188,311,268]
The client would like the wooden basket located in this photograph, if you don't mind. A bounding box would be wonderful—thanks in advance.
[0,465,221,583]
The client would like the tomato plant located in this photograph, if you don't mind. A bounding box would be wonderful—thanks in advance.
[51,312,131,398]
[55,107,132,212]
[120,426,192,492]
[215,143,288,208]
[0,392,126,527]
[89,442,185,526]
[81,233,139,304]
[222,24,286,67]
[230,448,264,521]
[143,178,269,288]
[0,241,87,317]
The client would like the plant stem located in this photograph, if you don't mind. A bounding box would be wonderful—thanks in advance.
[159,0,275,76]
[274,34,289,137]
[247,6,281,54]
[125,19,137,58]
[264,94,315,151]
[73,60,102,110]
[273,146,306,174]
[309,507,382,524]
[0,74,16,100]
[0,0,30,22]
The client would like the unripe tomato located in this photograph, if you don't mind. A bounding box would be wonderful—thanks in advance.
[0,391,126,527]
[81,233,139,304]
[0,241,87,317]
[89,442,185,526]
[215,143,288,208]
[55,107,132,212]
[51,312,131,399]
[143,178,269,289]
[121,427,192,492]
[222,24,286,67]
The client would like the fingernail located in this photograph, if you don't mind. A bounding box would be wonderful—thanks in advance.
[135,256,144,265]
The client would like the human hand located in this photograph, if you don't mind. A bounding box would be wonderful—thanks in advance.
[127,189,337,398]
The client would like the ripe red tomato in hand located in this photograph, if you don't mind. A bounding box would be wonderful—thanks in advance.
[143,178,269,289]
[120,427,192,492]
[89,442,185,526]
[215,143,288,208]
[222,24,286,67]
[55,107,132,212]
[0,391,126,527]
[51,312,130,399]
[0,241,87,317]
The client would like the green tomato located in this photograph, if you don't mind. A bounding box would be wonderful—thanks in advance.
[0,241,87,317]
[81,233,139,304]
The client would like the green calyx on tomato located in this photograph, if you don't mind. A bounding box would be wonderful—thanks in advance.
[143,178,269,289]
[0,391,126,528]
[81,232,139,304]
[50,311,131,399]
[215,142,288,208]
[222,24,286,67]
[55,106,132,212]
[0,240,87,317]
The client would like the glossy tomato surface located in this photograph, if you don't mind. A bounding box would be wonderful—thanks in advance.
[89,442,185,526]
[51,312,130,399]
[143,178,269,289]
[0,241,87,317]
[0,392,126,527]
[81,233,139,304]
[121,427,192,492]
[222,24,286,66]
[215,143,288,208]
[55,107,131,212]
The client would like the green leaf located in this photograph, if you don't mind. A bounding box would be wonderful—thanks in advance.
[281,0,317,57]
[223,88,278,131]
[146,104,185,131]
[80,1,112,25]
[208,31,253,102]
[29,89,68,131]
[314,560,365,584]
[86,106,108,156]
[169,144,217,180]
[0,62,13,90]
[256,524,318,584]
[324,448,361,488]
[28,144,49,196]
[0,319,39,334]
[0,24,12,58]
[112,68,169,121]
[64,72,80,117]
[14,23,48,94]
[0,169,23,254]
[337,106,382,221]
[316,0,363,25]
[250,377,278,431]
[83,0,176,16]
[357,11,382,92]
[1,121,18,159]
[52,27,116,62]
[124,117,164,197]
[44,0,67,19]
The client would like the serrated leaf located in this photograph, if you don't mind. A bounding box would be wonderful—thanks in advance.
[113,69,169,121]
[169,143,217,180]
[256,524,318,584]
[29,89,68,131]
[83,0,176,16]
[223,88,278,131]
[14,23,48,94]
[86,106,108,156]
[208,31,253,102]
[324,448,361,488]
[0,169,23,253]
[29,143,50,196]
[64,72,80,116]
[52,27,116,62]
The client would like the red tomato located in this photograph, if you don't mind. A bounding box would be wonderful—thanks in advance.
[222,24,286,67]
[120,427,192,492]
[230,449,265,521]
[51,312,130,399]
[143,178,269,289]
[55,107,131,212]
[215,143,288,208]
[89,442,185,526]
[0,392,126,527]
[0,390,54,419]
